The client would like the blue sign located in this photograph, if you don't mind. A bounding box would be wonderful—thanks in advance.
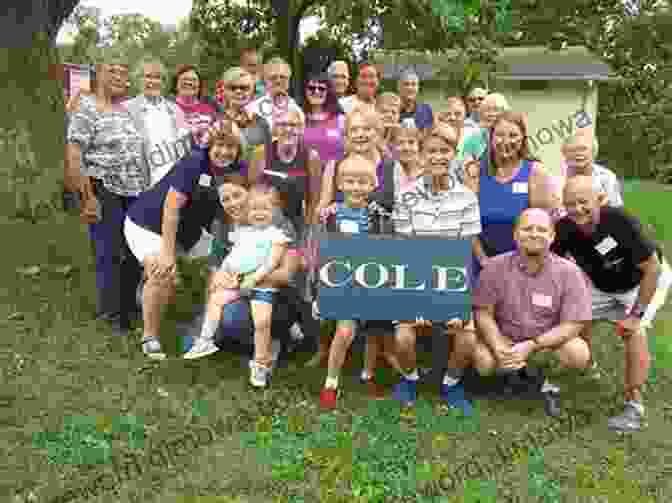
[317,234,472,321]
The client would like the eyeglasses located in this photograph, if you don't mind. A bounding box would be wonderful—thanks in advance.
[276,122,302,128]
[227,85,251,93]
[306,84,327,94]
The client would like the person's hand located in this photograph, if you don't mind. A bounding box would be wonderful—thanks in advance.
[414,316,432,328]
[510,340,536,367]
[210,270,240,292]
[80,194,99,224]
[65,92,81,114]
[493,342,518,369]
[617,317,641,338]
[445,318,464,329]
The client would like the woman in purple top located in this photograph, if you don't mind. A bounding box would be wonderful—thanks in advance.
[471,111,558,278]
[300,72,345,165]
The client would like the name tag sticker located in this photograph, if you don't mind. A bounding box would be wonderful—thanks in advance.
[339,220,360,234]
[595,236,618,255]
[532,293,552,308]
[199,174,212,187]
[327,129,340,138]
[513,182,529,194]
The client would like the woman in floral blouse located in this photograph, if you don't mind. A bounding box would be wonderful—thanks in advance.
[66,59,147,333]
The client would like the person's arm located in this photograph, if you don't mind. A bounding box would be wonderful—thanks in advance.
[629,252,662,318]
[160,189,185,259]
[472,238,488,264]
[474,305,509,351]
[305,149,322,224]
[248,144,265,185]
[250,242,288,286]
[531,321,586,350]
[316,159,337,218]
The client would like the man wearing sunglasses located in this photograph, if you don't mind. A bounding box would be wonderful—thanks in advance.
[245,57,302,130]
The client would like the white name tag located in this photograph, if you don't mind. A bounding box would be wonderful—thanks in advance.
[339,220,360,234]
[327,129,340,138]
[199,174,212,187]
[512,182,528,194]
[532,293,552,308]
[595,236,618,255]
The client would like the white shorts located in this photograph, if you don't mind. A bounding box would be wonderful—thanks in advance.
[124,217,214,265]
[591,258,672,328]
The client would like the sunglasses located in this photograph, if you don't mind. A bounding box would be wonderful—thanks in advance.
[227,85,251,93]
[306,84,328,94]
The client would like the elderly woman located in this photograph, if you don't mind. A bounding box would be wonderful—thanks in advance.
[66,59,147,334]
[215,67,271,149]
[462,92,510,161]
[124,120,255,358]
[470,111,558,278]
[125,57,192,188]
[300,71,346,165]
[169,64,218,145]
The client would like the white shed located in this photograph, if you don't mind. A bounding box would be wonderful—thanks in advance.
[372,46,617,175]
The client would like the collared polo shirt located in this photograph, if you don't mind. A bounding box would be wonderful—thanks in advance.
[473,251,592,343]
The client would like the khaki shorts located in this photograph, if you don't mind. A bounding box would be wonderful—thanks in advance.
[591,258,672,329]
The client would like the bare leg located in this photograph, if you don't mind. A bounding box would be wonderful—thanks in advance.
[141,269,175,340]
[251,300,274,369]
[326,321,356,384]
[624,331,649,403]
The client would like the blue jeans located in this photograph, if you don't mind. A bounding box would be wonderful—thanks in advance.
[88,180,142,326]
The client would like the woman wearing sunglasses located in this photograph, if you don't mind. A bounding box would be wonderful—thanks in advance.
[215,67,271,151]
[300,72,345,166]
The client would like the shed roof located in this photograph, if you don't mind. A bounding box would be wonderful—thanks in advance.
[371,46,617,81]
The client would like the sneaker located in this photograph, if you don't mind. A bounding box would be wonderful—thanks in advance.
[392,377,417,406]
[359,370,371,384]
[608,402,646,433]
[319,388,339,410]
[183,337,220,360]
[250,361,272,388]
[543,391,562,418]
[142,336,166,360]
[289,322,304,341]
[440,381,473,416]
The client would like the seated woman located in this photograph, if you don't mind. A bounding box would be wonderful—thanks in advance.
[123,120,254,359]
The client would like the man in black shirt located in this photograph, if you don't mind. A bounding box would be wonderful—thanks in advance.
[551,176,671,432]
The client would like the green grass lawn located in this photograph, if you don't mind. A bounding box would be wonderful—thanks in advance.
[2,183,671,503]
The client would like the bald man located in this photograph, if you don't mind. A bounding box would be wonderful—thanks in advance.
[450,209,592,417]
[551,176,671,432]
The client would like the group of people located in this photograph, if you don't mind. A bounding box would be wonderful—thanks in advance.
[63,47,671,433]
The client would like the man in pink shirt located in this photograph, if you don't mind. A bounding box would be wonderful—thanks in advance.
[448,208,592,416]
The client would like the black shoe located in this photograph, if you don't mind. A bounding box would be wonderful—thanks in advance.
[543,391,562,417]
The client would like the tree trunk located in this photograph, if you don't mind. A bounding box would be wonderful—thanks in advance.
[1,0,79,221]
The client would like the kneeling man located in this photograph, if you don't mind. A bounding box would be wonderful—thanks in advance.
[551,176,671,432]
[448,208,592,416]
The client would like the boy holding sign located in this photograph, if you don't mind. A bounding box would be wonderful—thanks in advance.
[317,154,394,409]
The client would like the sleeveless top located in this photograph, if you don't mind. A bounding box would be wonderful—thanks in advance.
[264,141,309,242]
[478,157,532,257]
[303,113,345,163]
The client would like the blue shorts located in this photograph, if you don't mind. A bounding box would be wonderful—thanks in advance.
[249,288,276,304]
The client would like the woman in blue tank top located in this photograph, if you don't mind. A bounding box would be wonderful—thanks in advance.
[472,111,559,277]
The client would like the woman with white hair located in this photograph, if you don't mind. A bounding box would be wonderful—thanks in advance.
[462,92,511,161]
[125,57,192,188]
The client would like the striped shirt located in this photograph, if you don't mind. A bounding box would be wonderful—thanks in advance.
[392,177,481,238]
[67,94,147,196]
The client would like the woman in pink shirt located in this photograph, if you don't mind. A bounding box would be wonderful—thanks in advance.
[169,65,218,145]
[300,71,346,165]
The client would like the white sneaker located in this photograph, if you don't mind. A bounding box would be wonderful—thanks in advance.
[289,322,304,341]
[183,337,220,360]
[142,336,166,360]
[250,361,272,388]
